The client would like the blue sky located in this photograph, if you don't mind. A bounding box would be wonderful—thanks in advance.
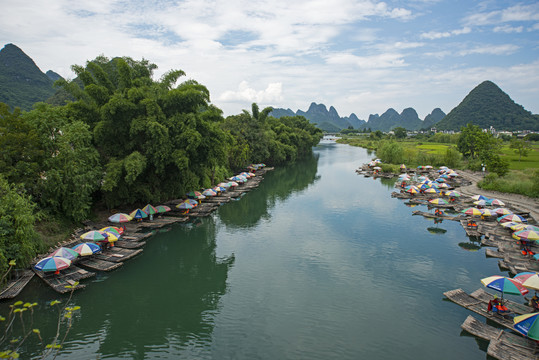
[1,0,538,120]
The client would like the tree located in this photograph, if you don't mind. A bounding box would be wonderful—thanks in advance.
[509,138,532,161]
[393,127,407,139]
[457,123,489,159]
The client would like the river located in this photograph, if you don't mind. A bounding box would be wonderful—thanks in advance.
[4,140,501,359]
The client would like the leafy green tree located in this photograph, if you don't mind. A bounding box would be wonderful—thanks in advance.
[509,138,532,161]
[0,104,45,192]
[0,176,41,273]
[393,127,407,139]
[457,123,489,159]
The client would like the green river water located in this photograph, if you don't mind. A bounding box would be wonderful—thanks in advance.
[3,140,506,359]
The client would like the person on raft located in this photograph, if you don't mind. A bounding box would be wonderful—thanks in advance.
[434,208,443,216]
[487,296,510,315]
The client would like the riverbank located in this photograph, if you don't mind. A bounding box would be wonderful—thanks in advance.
[457,170,539,222]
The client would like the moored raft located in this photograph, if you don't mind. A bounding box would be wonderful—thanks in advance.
[32,265,95,294]
[78,257,123,272]
[0,270,35,300]
[94,247,143,263]
[460,315,538,360]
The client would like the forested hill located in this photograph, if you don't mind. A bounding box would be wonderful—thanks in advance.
[0,43,60,110]
[435,80,539,131]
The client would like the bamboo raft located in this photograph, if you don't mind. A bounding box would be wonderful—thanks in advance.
[33,265,95,294]
[0,270,35,300]
[77,257,123,272]
[460,315,539,360]
[115,239,146,249]
[411,210,464,221]
[444,288,516,329]
[94,247,143,263]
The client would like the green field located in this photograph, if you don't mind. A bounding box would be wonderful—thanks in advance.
[500,144,539,170]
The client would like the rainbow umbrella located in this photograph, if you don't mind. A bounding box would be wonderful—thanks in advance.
[498,214,527,224]
[462,207,483,216]
[183,199,198,207]
[130,208,148,220]
[218,182,231,189]
[514,313,539,340]
[437,183,449,189]
[494,208,512,216]
[202,189,217,197]
[487,199,505,206]
[513,229,539,242]
[80,230,109,241]
[156,205,171,213]
[176,202,194,210]
[187,191,205,199]
[500,221,519,228]
[510,223,528,232]
[521,274,539,291]
[481,209,494,217]
[35,256,71,272]
[405,186,419,194]
[108,213,132,223]
[471,195,489,201]
[142,204,158,215]
[444,191,461,198]
[513,272,538,285]
[429,198,448,205]
[473,200,488,206]
[72,242,101,256]
[100,226,122,236]
[481,275,529,300]
[102,231,119,243]
[524,225,539,232]
[49,247,79,261]
[227,181,239,187]
[424,188,439,194]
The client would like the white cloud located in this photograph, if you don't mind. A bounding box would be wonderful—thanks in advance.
[325,52,406,68]
[219,81,283,103]
[420,27,471,39]
[494,25,524,33]
[463,3,539,26]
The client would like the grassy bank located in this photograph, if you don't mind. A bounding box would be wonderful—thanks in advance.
[338,135,539,198]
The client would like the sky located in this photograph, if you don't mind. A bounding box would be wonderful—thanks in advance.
[1,0,539,120]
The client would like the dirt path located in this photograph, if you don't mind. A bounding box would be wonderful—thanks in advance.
[457,169,539,222]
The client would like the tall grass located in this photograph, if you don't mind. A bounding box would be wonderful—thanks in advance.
[478,170,539,198]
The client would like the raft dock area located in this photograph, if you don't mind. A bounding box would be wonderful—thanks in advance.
[1,167,273,297]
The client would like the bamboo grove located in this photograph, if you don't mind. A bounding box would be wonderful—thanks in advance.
[0,55,323,272]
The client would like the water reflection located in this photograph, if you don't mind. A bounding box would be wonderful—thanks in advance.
[218,151,320,228]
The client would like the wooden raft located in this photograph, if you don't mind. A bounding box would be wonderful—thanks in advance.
[94,247,143,263]
[115,239,146,249]
[77,257,123,272]
[460,315,539,360]
[411,210,463,221]
[0,270,35,300]
[33,265,95,294]
[444,288,514,329]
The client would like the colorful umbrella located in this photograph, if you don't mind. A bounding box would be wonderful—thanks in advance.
[462,207,483,216]
[494,208,512,216]
[471,195,489,201]
[510,223,528,232]
[183,199,198,207]
[72,242,101,256]
[521,274,539,291]
[218,182,231,189]
[488,199,505,206]
[514,313,539,340]
[176,202,194,210]
[424,188,439,194]
[473,200,488,206]
[513,229,539,242]
[444,191,461,197]
[481,275,529,298]
[35,256,71,272]
[130,208,148,220]
[49,247,79,261]
[498,214,527,224]
[108,213,132,223]
[429,198,448,205]
[80,230,109,241]
[480,209,494,217]
[227,181,239,187]
[100,226,122,236]
[524,225,539,232]
[513,272,538,284]
[405,186,419,194]
[142,204,158,215]
[437,183,449,189]
[156,205,171,213]
[202,189,217,197]
[102,231,119,243]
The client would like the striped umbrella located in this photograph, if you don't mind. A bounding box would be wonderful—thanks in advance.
[462,207,483,216]
[481,209,494,217]
[202,189,217,197]
[156,205,171,213]
[130,208,148,220]
[72,242,101,256]
[488,199,505,206]
[80,230,108,242]
[176,202,194,210]
[498,214,527,224]
[471,195,489,201]
[513,230,539,242]
[514,313,539,340]
[108,213,132,223]
[100,226,122,236]
[429,198,448,205]
[494,208,512,216]
[49,247,79,261]
[35,256,71,272]
[481,275,529,299]
[142,204,158,215]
